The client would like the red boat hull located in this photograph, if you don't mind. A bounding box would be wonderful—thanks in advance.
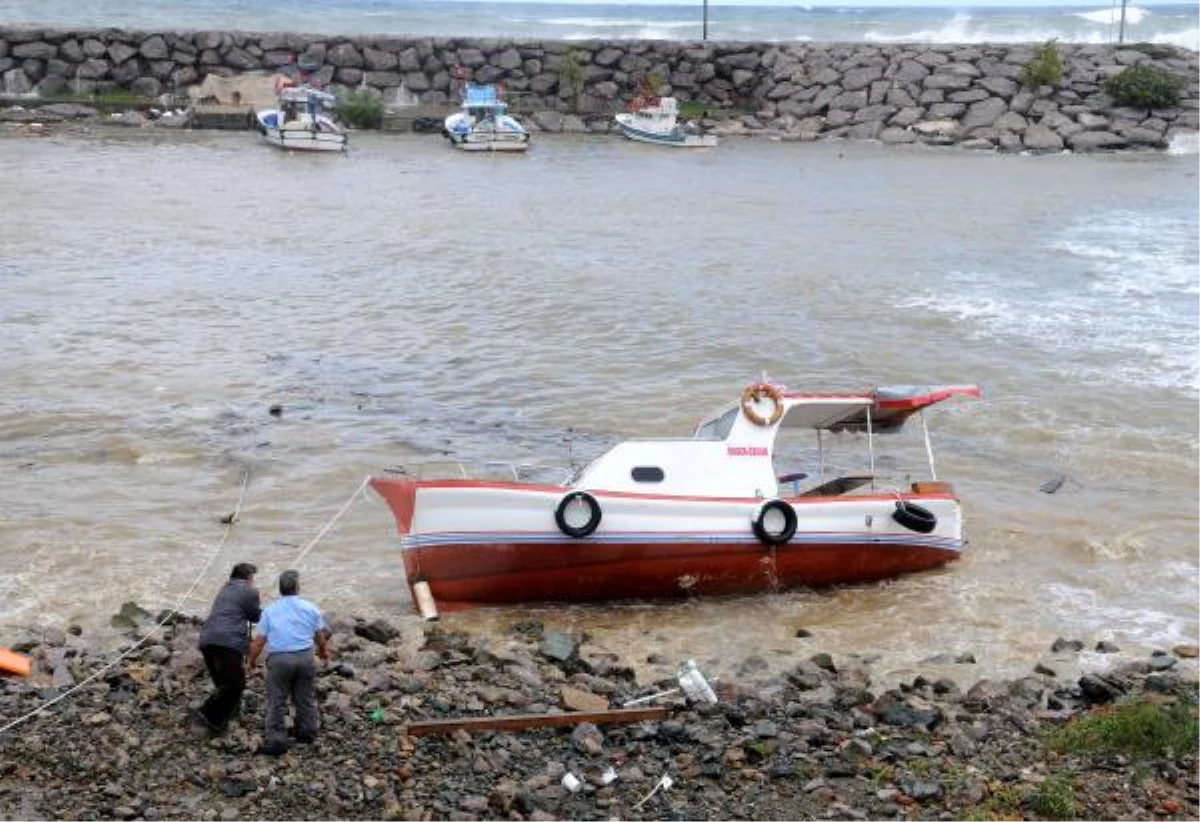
[400,537,958,611]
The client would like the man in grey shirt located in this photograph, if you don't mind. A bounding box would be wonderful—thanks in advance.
[196,562,262,732]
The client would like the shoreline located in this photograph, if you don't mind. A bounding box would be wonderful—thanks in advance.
[0,607,1196,820]
[1,26,1197,152]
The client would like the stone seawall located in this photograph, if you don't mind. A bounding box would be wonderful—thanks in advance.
[2,26,1198,151]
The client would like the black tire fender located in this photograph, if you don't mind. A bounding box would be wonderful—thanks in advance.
[893,500,937,534]
[751,499,797,545]
[555,491,602,538]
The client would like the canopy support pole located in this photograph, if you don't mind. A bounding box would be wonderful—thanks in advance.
[866,406,876,491]
[817,429,825,483]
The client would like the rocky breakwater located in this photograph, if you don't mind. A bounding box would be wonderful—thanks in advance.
[1,25,1198,151]
[0,604,1197,820]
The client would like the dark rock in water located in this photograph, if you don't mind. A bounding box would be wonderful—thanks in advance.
[809,653,836,672]
[1050,637,1084,653]
[1039,475,1066,494]
[355,618,399,644]
[268,403,283,417]
[794,628,814,638]
[1096,640,1121,653]
[111,602,154,630]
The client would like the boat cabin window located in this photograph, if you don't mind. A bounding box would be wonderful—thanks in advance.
[694,407,737,441]
[630,466,665,483]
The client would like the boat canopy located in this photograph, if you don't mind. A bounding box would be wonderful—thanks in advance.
[464,85,502,107]
[779,385,981,433]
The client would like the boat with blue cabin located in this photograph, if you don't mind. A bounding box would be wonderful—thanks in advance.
[443,84,531,152]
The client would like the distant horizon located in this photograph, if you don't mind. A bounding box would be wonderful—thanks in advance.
[447,0,1192,6]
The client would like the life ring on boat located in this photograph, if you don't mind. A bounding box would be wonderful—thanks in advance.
[892,500,937,534]
[751,499,797,545]
[555,491,602,538]
[741,382,784,427]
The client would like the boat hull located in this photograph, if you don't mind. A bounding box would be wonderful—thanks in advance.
[614,114,717,148]
[256,109,347,152]
[262,129,348,152]
[370,478,963,611]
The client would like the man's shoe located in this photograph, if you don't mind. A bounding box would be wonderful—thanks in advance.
[255,742,288,757]
[192,708,222,734]
[295,733,316,744]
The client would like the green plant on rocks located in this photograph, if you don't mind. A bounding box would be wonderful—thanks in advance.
[1105,63,1186,110]
[558,50,588,112]
[1027,771,1079,820]
[1046,697,1199,760]
[1022,39,1065,88]
[337,87,384,129]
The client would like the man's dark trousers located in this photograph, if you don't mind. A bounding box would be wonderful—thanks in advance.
[200,644,246,729]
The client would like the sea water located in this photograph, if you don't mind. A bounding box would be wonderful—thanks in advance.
[0,130,1195,690]
[2,1,1198,50]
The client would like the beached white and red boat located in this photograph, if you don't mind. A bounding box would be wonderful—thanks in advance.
[370,380,980,614]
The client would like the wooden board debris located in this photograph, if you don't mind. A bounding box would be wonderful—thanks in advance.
[404,706,668,736]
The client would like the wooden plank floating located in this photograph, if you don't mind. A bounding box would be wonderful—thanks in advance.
[405,706,669,736]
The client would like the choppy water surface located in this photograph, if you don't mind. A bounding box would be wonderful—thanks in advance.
[0,130,1196,690]
[3,1,1198,49]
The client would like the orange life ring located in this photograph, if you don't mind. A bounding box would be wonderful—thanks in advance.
[741,382,784,427]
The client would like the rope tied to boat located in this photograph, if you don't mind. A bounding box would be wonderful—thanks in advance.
[0,465,254,738]
[0,472,373,737]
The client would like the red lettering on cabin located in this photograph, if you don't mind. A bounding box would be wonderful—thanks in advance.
[726,446,769,457]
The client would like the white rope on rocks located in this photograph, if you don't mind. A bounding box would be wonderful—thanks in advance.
[0,470,376,738]
[0,465,254,738]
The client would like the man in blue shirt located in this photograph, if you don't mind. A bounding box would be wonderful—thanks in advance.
[247,569,331,756]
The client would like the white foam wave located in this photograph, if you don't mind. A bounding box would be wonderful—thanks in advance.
[1154,27,1200,51]
[1168,132,1200,155]
[863,14,1096,45]
[544,15,693,29]
[1076,5,1148,26]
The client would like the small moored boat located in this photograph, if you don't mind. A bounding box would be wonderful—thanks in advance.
[614,95,717,148]
[443,84,530,152]
[371,380,981,614]
[256,84,347,153]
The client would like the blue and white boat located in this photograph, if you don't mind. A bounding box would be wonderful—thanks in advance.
[443,84,530,152]
[614,96,717,148]
[255,84,347,153]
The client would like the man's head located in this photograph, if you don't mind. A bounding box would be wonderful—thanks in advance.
[279,569,300,596]
[230,562,257,581]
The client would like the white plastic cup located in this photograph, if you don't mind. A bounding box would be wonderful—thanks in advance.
[561,772,583,793]
[678,659,718,704]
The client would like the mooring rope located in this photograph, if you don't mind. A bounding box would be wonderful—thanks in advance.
[0,465,255,738]
[0,471,376,738]
[288,476,371,569]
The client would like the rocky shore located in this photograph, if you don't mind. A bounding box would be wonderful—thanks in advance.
[0,605,1196,821]
[1,26,1198,152]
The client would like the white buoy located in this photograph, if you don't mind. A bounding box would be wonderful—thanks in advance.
[413,580,439,621]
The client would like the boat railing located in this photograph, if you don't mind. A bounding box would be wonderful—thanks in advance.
[381,460,574,485]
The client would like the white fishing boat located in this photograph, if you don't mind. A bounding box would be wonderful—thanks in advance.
[255,84,347,153]
[371,379,980,614]
[614,95,717,148]
[443,84,530,152]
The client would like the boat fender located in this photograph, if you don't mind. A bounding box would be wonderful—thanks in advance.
[751,499,797,545]
[892,500,937,534]
[555,491,602,538]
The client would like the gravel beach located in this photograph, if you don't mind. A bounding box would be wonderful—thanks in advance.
[0,606,1196,821]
